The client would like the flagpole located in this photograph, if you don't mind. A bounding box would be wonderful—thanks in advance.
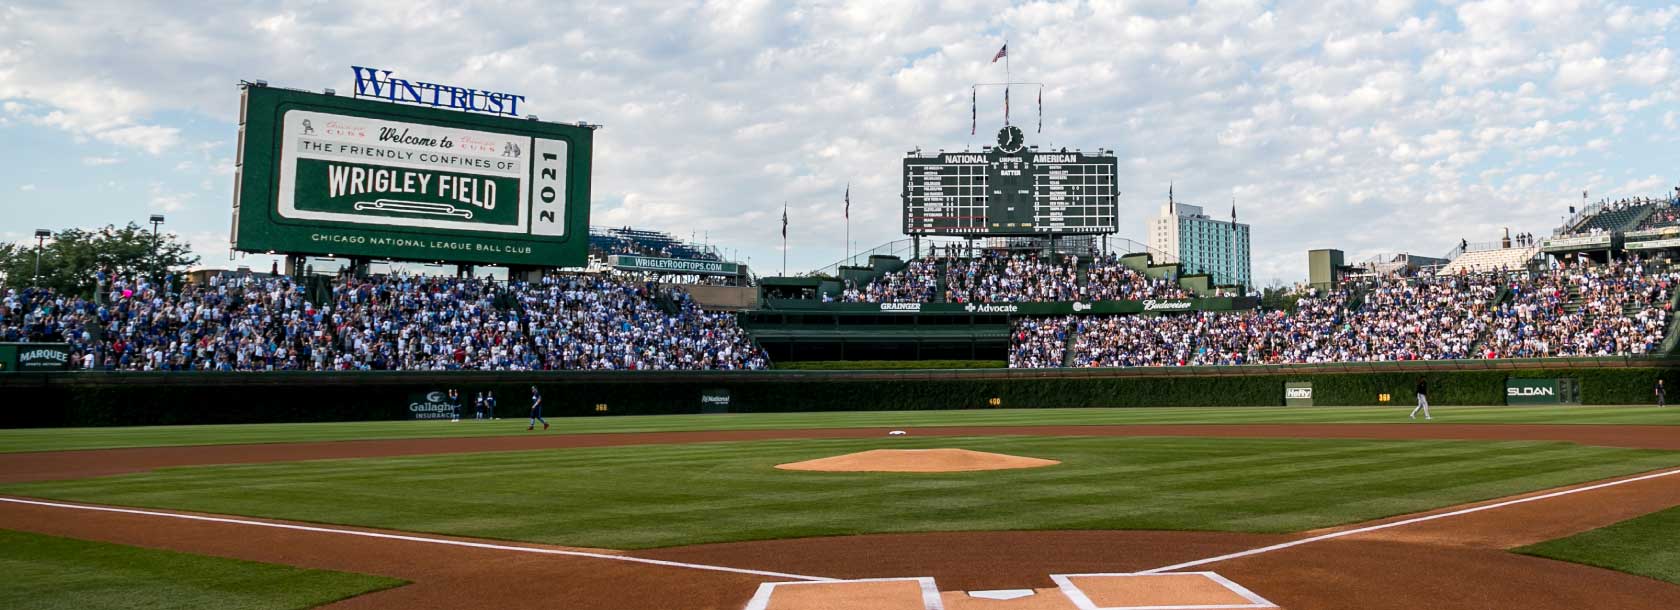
[782,201,788,277]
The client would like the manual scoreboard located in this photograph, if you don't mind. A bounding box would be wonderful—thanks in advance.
[902,126,1118,236]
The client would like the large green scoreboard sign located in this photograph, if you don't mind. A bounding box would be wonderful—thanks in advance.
[232,85,593,267]
[903,126,1118,236]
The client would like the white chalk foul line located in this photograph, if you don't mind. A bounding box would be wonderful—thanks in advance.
[0,496,835,583]
[1140,466,1680,574]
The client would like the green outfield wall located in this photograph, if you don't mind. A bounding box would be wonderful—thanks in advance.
[1,358,1675,428]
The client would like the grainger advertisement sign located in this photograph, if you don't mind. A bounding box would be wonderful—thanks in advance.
[233,85,592,266]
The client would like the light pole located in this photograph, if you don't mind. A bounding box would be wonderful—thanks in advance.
[148,214,165,285]
[33,229,50,287]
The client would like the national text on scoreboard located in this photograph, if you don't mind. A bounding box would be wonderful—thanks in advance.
[901,129,1118,237]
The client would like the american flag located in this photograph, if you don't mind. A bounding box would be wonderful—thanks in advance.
[844,183,850,220]
[992,44,1008,63]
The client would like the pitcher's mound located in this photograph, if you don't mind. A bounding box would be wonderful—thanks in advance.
[776,448,1060,473]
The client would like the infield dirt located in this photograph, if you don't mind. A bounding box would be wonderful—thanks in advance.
[774,448,1060,472]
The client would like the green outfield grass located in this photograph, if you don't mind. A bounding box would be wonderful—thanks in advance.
[1516,506,1680,585]
[0,529,403,610]
[5,436,1677,549]
[3,405,1678,453]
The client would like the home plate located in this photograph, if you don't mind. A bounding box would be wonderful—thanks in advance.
[969,590,1036,601]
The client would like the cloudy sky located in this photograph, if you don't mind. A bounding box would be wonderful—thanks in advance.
[2,0,1678,284]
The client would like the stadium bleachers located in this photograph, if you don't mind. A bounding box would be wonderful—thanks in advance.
[1013,258,1675,368]
[1566,202,1654,235]
[0,272,767,371]
[844,251,1191,303]
[1634,203,1680,232]
[1437,245,1540,276]
[588,226,722,262]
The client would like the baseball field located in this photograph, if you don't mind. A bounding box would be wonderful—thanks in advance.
[4,405,1679,609]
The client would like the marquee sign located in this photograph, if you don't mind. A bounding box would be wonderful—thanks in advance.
[232,85,593,267]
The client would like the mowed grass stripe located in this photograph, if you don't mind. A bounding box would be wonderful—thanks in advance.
[6,405,1680,453]
[1516,506,1680,586]
[0,529,404,610]
[6,436,1679,549]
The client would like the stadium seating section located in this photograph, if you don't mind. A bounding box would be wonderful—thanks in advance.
[588,226,722,262]
[1437,245,1540,276]
[1011,257,1677,368]
[841,251,1191,304]
[1,273,766,371]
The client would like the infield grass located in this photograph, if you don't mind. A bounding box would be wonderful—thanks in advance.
[5,436,1677,549]
[3,405,1678,453]
[0,529,404,610]
[1516,506,1680,585]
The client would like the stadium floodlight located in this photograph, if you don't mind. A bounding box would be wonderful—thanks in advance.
[323,88,336,96]
[526,115,539,121]
[253,80,268,87]
[32,229,50,286]
[148,215,165,281]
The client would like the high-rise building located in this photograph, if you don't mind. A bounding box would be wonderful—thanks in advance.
[1148,198,1251,288]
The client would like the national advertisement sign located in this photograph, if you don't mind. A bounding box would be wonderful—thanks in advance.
[233,85,592,267]
[700,388,731,414]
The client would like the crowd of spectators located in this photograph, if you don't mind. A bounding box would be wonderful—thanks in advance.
[1636,204,1680,232]
[945,252,1082,303]
[1018,259,1672,368]
[1485,258,1675,358]
[1079,254,1193,301]
[0,271,767,372]
[1008,316,1072,368]
[844,250,1193,304]
[840,258,938,303]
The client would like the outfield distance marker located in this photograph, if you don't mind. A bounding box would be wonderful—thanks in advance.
[1139,466,1680,574]
[0,496,836,582]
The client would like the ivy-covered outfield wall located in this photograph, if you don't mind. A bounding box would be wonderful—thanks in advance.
[2,358,1676,428]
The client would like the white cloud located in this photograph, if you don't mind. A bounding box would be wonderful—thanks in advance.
[81,155,122,166]
[0,0,1677,281]
[18,184,36,192]
[148,183,193,212]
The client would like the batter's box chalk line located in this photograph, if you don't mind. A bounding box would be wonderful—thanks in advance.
[1053,572,1278,610]
[743,572,1276,610]
[745,577,943,610]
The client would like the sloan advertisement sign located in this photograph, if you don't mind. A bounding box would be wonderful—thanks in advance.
[1505,378,1580,405]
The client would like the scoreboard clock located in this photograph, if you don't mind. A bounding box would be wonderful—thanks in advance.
[902,127,1118,236]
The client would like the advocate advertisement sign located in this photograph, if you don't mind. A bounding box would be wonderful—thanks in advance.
[233,85,592,267]
[765,297,1258,315]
